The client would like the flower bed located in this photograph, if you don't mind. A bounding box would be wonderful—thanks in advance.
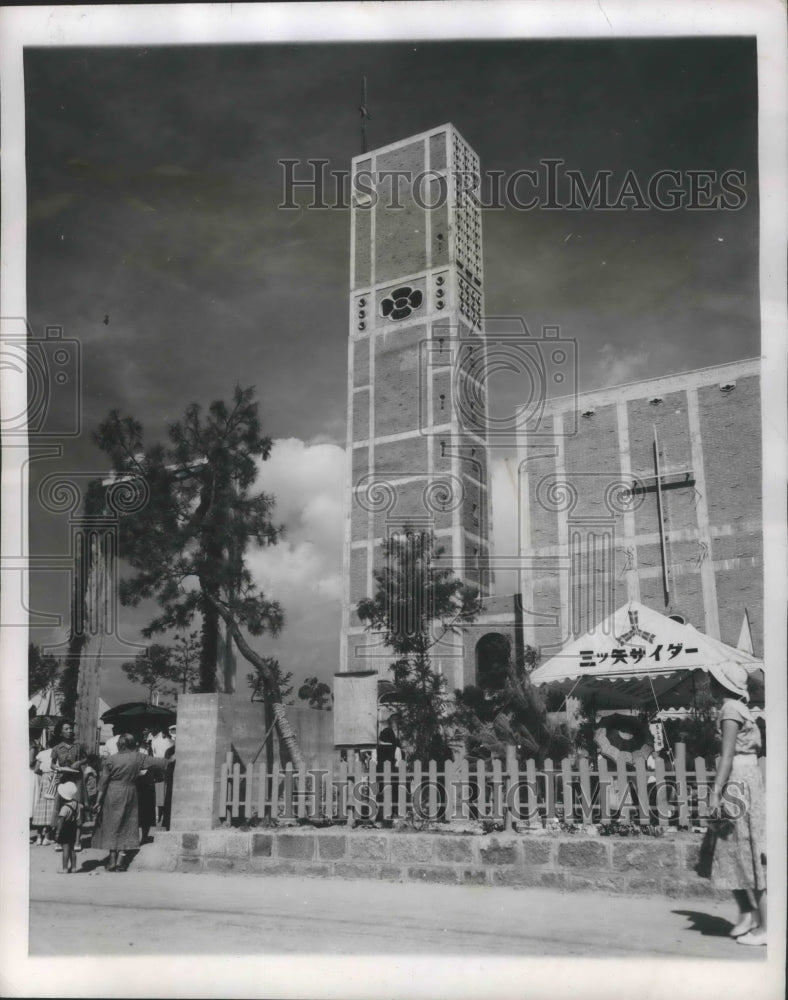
[225,812,693,839]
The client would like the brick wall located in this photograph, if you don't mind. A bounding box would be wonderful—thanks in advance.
[521,364,762,651]
[352,337,369,387]
[352,157,372,287]
[374,323,426,437]
[698,376,761,526]
[716,562,763,655]
[429,132,447,171]
[628,392,692,477]
[351,504,367,543]
[526,446,559,552]
[374,437,428,480]
[374,143,428,283]
[352,389,369,440]
[351,445,369,485]
[432,367,452,425]
[349,548,367,608]
[698,375,762,649]
[529,579,563,654]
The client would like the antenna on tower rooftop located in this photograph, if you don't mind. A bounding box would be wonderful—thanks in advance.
[359,76,372,154]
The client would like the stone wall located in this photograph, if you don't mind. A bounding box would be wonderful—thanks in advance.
[136,829,724,899]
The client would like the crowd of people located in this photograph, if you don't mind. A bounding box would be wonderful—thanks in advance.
[29,721,176,873]
[27,671,765,950]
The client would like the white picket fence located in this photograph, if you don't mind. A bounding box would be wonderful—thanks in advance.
[218,743,764,828]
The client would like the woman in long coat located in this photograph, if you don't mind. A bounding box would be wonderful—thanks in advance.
[91,733,171,870]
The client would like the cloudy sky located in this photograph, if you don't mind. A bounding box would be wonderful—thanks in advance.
[24,36,759,705]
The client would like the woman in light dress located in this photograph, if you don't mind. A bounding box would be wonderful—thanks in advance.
[708,661,766,946]
[31,740,56,845]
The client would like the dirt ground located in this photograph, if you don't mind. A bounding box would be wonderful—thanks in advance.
[27,841,768,959]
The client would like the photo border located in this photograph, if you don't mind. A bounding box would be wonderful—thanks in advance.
[1,4,785,998]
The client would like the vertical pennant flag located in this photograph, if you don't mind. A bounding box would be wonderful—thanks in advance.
[736,609,754,654]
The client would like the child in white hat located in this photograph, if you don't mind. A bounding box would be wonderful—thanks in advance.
[54,781,81,874]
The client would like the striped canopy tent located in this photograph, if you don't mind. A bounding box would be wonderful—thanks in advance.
[529,601,764,711]
[29,684,57,718]
[28,685,61,746]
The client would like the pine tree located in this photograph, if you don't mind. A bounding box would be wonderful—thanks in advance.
[298,676,333,710]
[170,631,201,694]
[28,643,60,699]
[357,528,481,760]
[120,644,177,705]
[93,385,304,766]
[247,657,294,705]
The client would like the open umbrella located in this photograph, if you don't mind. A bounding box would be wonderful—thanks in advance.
[100,702,176,731]
[530,601,764,711]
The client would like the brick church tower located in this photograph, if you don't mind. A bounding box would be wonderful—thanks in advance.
[340,124,492,692]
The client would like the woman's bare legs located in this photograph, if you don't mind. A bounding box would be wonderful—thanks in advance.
[737,888,767,945]
[754,889,767,932]
[729,890,757,936]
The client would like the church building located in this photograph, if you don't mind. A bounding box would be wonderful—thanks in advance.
[335,124,763,743]
[516,358,762,660]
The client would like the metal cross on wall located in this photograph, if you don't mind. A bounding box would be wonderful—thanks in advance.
[630,426,695,605]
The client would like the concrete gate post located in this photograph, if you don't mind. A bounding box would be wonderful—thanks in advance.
[170,693,267,830]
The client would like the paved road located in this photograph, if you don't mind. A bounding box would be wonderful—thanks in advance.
[27,845,766,960]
